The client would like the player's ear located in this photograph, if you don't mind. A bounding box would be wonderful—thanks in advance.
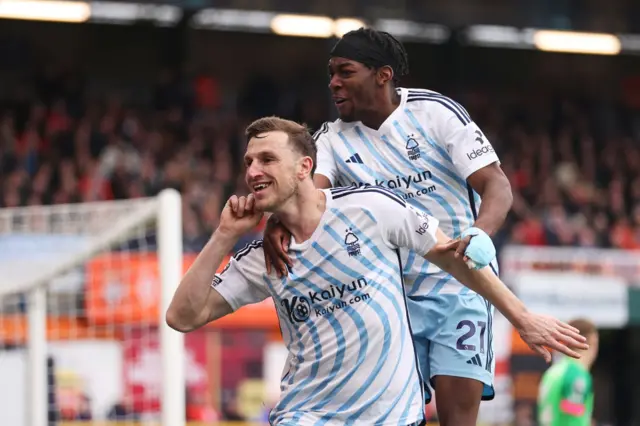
[297,156,314,179]
[377,66,394,86]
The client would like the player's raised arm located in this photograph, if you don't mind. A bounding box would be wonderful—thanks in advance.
[376,191,589,362]
[313,174,332,189]
[261,213,292,277]
[166,194,266,332]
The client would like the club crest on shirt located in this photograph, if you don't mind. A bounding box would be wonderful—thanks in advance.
[344,228,361,257]
[406,134,421,161]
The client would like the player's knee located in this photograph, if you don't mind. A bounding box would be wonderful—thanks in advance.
[435,391,480,426]
[438,411,477,426]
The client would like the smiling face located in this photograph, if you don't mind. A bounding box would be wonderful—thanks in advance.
[244,130,306,212]
[328,57,381,122]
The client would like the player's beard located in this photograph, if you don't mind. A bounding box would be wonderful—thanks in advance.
[263,173,299,212]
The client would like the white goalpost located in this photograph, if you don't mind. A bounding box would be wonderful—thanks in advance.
[0,189,185,426]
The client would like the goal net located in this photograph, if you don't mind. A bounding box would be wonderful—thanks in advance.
[0,189,185,426]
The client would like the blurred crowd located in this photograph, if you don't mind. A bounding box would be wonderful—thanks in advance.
[475,93,640,251]
[2,68,640,252]
[0,68,260,252]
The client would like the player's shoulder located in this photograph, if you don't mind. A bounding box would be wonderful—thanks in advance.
[214,239,266,286]
[403,87,462,106]
[565,361,592,381]
[401,87,472,126]
[549,360,587,386]
[541,360,564,380]
[329,184,406,210]
[312,119,353,141]
[312,121,331,141]
[231,239,265,265]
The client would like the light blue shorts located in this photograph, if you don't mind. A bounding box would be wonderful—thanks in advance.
[407,291,496,404]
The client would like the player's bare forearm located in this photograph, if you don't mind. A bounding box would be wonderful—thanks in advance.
[166,230,236,332]
[425,230,527,328]
[467,163,513,236]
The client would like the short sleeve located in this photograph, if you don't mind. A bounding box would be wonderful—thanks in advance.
[314,123,339,186]
[371,188,440,256]
[434,101,500,180]
[211,241,270,311]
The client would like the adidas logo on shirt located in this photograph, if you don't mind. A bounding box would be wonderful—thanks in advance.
[345,153,364,164]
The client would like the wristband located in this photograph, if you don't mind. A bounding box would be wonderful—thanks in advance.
[461,227,496,270]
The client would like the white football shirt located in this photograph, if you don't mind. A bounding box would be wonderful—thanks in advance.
[213,186,439,425]
[314,87,500,297]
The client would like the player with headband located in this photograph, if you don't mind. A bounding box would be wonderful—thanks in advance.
[263,28,514,426]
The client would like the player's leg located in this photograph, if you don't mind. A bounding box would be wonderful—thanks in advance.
[432,375,483,426]
[427,292,495,426]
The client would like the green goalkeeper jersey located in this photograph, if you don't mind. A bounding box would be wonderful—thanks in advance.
[538,358,593,426]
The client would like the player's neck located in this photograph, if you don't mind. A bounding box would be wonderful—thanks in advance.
[569,351,594,370]
[275,184,326,243]
[358,90,401,130]
[579,352,595,370]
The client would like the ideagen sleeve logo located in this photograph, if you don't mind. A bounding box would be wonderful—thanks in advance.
[466,129,495,160]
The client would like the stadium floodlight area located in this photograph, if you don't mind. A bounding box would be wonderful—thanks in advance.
[0,189,185,426]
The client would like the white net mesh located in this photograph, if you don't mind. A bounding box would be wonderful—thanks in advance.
[0,196,176,425]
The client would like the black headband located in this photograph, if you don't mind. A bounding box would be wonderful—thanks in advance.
[330,34,401,77]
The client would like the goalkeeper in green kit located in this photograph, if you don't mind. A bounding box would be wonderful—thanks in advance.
[538,318,599,426]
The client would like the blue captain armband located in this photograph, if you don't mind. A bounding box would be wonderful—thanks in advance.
[461,227,496,270]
